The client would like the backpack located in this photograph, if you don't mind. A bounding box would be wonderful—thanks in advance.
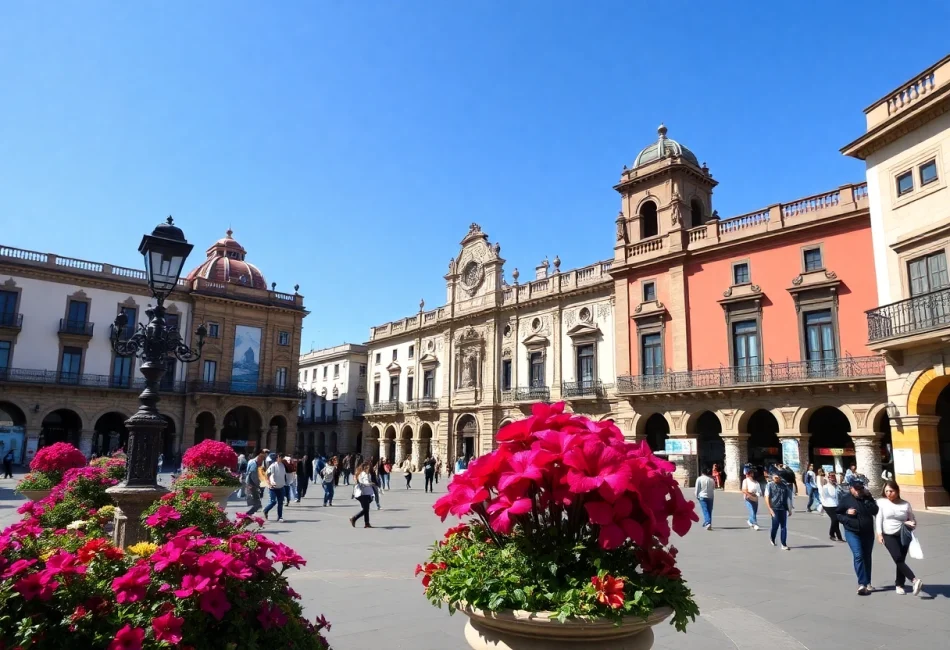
[768,481,790,509]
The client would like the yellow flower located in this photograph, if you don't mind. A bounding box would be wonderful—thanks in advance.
[40,549,55,561]
[97,505,116,519]
[127,542,158,557]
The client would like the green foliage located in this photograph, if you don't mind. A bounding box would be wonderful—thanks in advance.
[141,488,238,542]
[16,471,59,491]
[174,466,241,489]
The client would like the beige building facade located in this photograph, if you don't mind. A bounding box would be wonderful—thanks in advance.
[297,343,368,457]
[843,54,950,507]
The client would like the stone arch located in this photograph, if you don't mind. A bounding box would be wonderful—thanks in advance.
[329,431,338,454]
[641,413,669,453]
[908,368,950,416]
[0,400,28,427]
[746,409,781,466]
[804,406,854,471]
[455,414,478,462]
[597,413,617,423]
[269,415,288,454]
[691,411,724,475]
[93,411,130,456]
[634,411,671,438]
[39,408,83,448]
[220,407,264,455]
[194,412,216,445]
[0,400,28,463]
[383,425,397,463]
[419,423,434,458]
[397,424,414,465]
[639,199,659,239]
[38,404,88,432]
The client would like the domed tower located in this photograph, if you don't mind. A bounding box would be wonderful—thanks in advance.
[614,124,717,258]
[185,229,268,290]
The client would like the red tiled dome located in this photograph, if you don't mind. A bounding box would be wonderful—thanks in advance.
[186,229,268,290]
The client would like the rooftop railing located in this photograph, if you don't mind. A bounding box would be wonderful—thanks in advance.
[867,287,950,342]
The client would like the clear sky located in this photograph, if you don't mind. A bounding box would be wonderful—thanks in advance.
[1,2,947,350]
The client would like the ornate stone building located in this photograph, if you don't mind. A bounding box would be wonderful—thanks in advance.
[363,224,618,468]
[0,227,306,465]
[297,343,368,457]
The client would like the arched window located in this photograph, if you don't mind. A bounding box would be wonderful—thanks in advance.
[690,199,705,228]
[640,201,658,239]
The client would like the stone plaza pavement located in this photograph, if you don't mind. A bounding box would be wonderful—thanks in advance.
[2,474,949,649]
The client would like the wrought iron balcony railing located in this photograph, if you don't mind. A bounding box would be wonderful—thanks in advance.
[369,400,402,414]
[405,398,439,411]
[561,380,609,398]
[616,355,885,394]
[500,386,551,402]
[298,414,338,424]
[59,318,94,336]
[0,312,22,329]
[188,380,302,398]
[0,366,186,393]
[867,287,950,342]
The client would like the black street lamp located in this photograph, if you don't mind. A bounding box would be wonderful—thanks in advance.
[107,217,207,546]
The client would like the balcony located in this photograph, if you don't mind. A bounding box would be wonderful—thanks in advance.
[59,319,94,337]
[501,386,550,403]
[0,312,22,331]
[616,355,885,395]
[405,398,439,411]
[188,380,303,398]
[369,400,402,414]
[299,414,338,425]
[867,287,950,347]
[0,367,185,393]
[110,323,137,341]
[561,380,609,399]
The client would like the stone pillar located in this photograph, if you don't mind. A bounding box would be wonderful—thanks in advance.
[79,429,95,459]
[395,439,407,465]
[377,437,386,462]
[854,435,883,495]
[723,435,748,492]
[411,438,423,470]
[670,455,695,488]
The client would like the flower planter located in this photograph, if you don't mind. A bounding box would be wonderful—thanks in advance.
[176,484,236,508]
[459,605,672,650]
[18,489,53,502]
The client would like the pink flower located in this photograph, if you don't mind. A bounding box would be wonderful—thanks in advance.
[432,478,489,521]
[257,602,288,629]
[174,573,211,598]
[487,495,533,534]
[43,551,87,579]
[29,442,86,473]
[585,496,646,550]
[271,543,306,568]
[563,439,631,501]
[145,505,182,528]
[107,625,145,650]
[112,565,150,604]
[199,587,231,620]
[152,611,185,644]
[14,572,58,601]
[497,450,546,494]
[181,439,238,471]
[1,558,36,580]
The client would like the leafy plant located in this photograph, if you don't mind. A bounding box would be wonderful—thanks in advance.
[141,488,246,542]
[175,440,241,488]
[17,442,88,494]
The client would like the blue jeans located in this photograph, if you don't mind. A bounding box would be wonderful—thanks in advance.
[744,499,758,526]
[698,498,713,527]
[770,509,788,546]
[381,473,390,489]
[343,470,351,485]
[322,482,335,506]
[845,530,874,586]
[805,486,819,511]
[263,487,284,520]
[374,485,381,509]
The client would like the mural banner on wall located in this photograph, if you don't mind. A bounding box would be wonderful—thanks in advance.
[781,439,801,473]
[231,325,262,393]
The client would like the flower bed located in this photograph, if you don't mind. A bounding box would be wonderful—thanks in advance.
[141,488,247,542]
[175,440,241,489]
[419,403,699,631]
[17,442,88,493]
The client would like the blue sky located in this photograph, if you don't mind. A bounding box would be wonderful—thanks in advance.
[1,2,947,350]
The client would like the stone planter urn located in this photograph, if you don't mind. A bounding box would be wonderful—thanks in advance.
[18,489,53,502]
[459,605,672,650]
[180,484,236,508]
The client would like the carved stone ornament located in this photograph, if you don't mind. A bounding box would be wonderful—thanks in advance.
[2,278,17,288]
[332,385,339,398]
[597,303,612,320]
[502,347,512,359]
[616,211,627,242]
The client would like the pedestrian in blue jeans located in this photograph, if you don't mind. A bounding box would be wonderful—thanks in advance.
[741,468,761,530]
[836,477,879,595]
[694,467,716,531]
[765,473,792,550]
[262,457,287,522]
[803,463,819,512]
[320,456,337,506]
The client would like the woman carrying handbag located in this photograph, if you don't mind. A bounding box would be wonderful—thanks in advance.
[876,480,923,595]
[349,462,376,529]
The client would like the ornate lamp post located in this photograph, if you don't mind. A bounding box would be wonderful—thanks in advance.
[107,217,207,546]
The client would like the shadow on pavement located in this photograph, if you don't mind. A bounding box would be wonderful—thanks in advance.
[920,584,950,600]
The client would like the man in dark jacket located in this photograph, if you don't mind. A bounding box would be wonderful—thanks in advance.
[836,477,879,594]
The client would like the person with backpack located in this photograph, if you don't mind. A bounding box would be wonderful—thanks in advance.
[320,456,337,506]
[423,456,436,493]
[819,471,844,542]
[837,477,879,595]
[765,472,793,550]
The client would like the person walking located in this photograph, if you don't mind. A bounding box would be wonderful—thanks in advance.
[845,464,857,484]
[434,456,442,484]
[404,458,413,489]
[342,455,353,486]
[263,454,287,522]
[236,453,248,499]
[711,463,722,490]
[244,450,266,516]
[297,453,310,501]
[765,472,793,550]
[320,456,337,506]
[349,462,376,528]
[695,467,716,531]
[2,449,14,479]
[803,463,819,513]
[283,456,296,506]
[423,456,436,493]
[837,477,879,595]
[820,471,844,542]
[876,480,923,596]
[741,468,761,530]
[377,457,391,491]
[370,461,382,510]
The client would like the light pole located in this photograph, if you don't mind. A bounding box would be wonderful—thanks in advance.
[106,217,206,546]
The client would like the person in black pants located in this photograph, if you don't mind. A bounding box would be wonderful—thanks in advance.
[2,450,14,479]
[837,477,879,595]
[349,462,374,528]
[819,471,844,542]
[423,456,436,493]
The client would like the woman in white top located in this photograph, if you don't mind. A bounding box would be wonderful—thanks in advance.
[819,470,844,542]
[876,481,922,595]
[349,462,376,529]
[741,468,761,530]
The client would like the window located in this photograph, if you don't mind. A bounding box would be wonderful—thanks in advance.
[406,376,414,401]
[640,201,658,239]
[642,281,656,303]
[408,345,415,360]
[162,359,177,390]
[392,349,398,361]
[732,262,750,285]
[576,344,594,384]
[896,170,914,196]
[203,360,217,383]
[423,369,435,398]
[359,364,367,377]
[208,322,220,338]
[375,353,381,365]
[331,401,338,420]
[500,360,512,391]
[118,307,136,339]
[804,310,836,375]
[323,366,328,379]
[65,300,88,332]
[732,320,760,382]
[333,364,340,378]
[641,333,662,376]
[909,251,949,296]
[276,367,288,388]
[278,331,290,346]
[0,341,9,371]
[389,375,399,401]
[529,352,545,387]
[373,381,381,403]
[803,247,823,272]
[303,369,308,382]
[165,313,179,330]
[60,346,82,383]
[111,355,133,387]
[0,290,17,324]
[920,160,938,186]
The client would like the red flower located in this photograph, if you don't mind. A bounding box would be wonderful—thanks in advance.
[174,573,211,598]
[30,442,86,473]
[432,478,489,521]
[591,575,625,609]
[108,625,145,650]
[443,524,470,539]
[637,546,682,580]
[152,611,185,644]
[112,565,150,604]
[563,439,631,501]
[181,439,238,471]
[42,551,87,580]
[414,562,447,589]
[497,449,547,494]
[199,587,232,620]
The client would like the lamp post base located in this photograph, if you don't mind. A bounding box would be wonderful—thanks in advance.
[106,484,168,548]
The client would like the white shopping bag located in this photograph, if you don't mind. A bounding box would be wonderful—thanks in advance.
[908,532,924,560]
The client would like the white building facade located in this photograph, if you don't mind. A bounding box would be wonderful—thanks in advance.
[363,223,619,469]
[297,343,368,457]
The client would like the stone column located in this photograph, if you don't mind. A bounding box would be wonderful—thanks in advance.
[79,429,95,459]
[670,455,695,488]
[723,435,748,492]
[854,435,883,495]
[411,438,423,470]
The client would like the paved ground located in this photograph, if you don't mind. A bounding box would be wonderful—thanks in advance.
[2,473,949,649]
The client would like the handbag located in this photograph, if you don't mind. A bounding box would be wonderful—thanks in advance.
[353,484,362,500]
[908,531,924,560]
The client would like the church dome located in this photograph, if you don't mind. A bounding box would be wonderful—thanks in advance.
[633,124,700,168]
[185,229,268,290]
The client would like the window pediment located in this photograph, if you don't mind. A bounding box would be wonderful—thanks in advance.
[419,352,439,367]
[522,333,549,349]
[787,269,841,312]
[719,283,764,309]
[631,300,666,322]
[386,361,402,375]
[566,322,601,341]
